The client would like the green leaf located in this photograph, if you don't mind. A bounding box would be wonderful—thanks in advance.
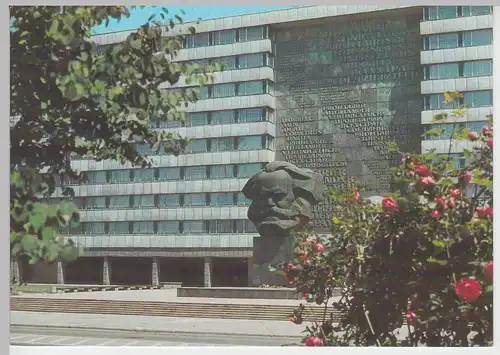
[422,128,444,138]
[432,240,445,248]
[426,257,448,266]
[332,217,341,225]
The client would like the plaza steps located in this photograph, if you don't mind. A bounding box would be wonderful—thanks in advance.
[10,297,340,322]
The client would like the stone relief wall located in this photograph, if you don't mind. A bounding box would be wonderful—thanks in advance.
[274,10,423,231]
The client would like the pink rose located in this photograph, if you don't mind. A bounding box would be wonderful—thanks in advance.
[463,171,472,184]
[305,336,324,346]
[482,125,493,137]
[431,210,441,218]
[449,189,461,198]
[476,206,493,218]
[448,197,456,209]
[316,244,324,253]
[382,197,398,211]
[484,261,493,282]
[468,131,480,141]
[418,176,436,186]
[487,137,493,149]
[413,164,432,176]
[407,170,415,177]
[435,196,446,207]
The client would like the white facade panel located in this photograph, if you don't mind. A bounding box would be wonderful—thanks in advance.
[421,76,493,94]
[183,94,275,112]
[420,14,493,35]
[421,107,493,124]
[421,45,493,65]
[160,121,276,140]
[421,139,482,154]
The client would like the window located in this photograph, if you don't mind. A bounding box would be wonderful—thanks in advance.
[157,221,179,234]
[133,195,155,208]
[237,135,262,150]
[239,27,264,42]
[109,222,129,234]
[238,108,264,122]
[424,94,456,110]
[424,33,459,50]
[210,193,234,206]
[464,90,493,107]
[133,169,155,182]
[158,194,180,207]
[424,6,458,20]
[183,220,205,234]
[462,6,493,16]
[187,112,209,126]
[132,222,154,234]
[135,143,152,155]
[425,63,459,80]
[209,220,233,234]
[158,119,182,129]
[212,137,234,152]
[158,167,181,181]
[73,198,85,209]
[84,171,107,184]
[463,29,493,47]
[185,33,210,48]
[236,192,252,206]
[211,110,234,125]
[83,222,106,235]
[110,170,130,183]
[213,56,236,70]
[238,53,264,69]
[185,166,207,180]
[186,139,207,153]
[196,86,210,100]
[463,60,492,77]
[237,163,263,178]
[184,193,206,206]
[87,197,106,209]
[424,121,489,140]
[238,81,265,95]
[212,83,236,98]
[235,220,257,233]
[109,196,130,209]
[212,30,237,45]
[210,164,234,179]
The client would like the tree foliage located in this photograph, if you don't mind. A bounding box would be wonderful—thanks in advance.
[10,6,215,266]
[283,95,493,346]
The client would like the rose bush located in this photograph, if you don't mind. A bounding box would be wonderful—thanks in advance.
[283,102,493,347]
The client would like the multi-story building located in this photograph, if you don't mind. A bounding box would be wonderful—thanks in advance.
[19,5,495,287]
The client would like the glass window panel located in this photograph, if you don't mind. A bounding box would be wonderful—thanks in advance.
[425,94,454,110]
[196,86,210,100]
[211,110,234,125]
[135,143,152,155]
[87,197,106,209]
[463,60,492,77]
[238,81,264,96]
[186,139,207,153]
[213,30,237,45]
[427,63,460,79]
[239,108,264,122]
[132,222,154,234]
[425,7,438,20]
[73,197,85,209]
[184,193,206,206]
[183,220,205,234]
[212,56,236,70]
[158,119,182,128]
[209,220,233,233]
[246,220,258,233]
[464,90,493,107]
[158,167,181,181]
[462,6,492,16]
[185,166,207,180]
[437,6,458,19]
[438,33,459,49]
[187,33,209,48]
[212,137,234,152]
[157,221,179,234]
[86,171,107,184]
[110,170,130,183]
[158,194,180,207]
[210,164,234,179]
[133,195,155,208]
[212,83,236,98]
[133,169,155,182]
[109,196,130,208]
[236,192,252,206]
[237,163,262,178]
[239,27,264,42]
[237,135,262,150]
[83,222,106,235]
[109,222,129,234]
[187,112,209,126]
[463,29,493,47]
[210,193,234,206]
[238,53,264,69]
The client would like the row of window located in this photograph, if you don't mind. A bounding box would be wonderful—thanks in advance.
[423,121,488,140]
[62,220,257,235]
[183,26,269,49]
[423,29,492,51]
[182,52,274,71]
[50,192,253,209]
[423,6,493,21]
[423,60,492,80]
[423,90,492,110]
[148,107,274,129]
[62,163,265,185]
[174,80,274,100]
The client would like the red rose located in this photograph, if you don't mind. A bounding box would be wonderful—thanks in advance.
[407,170,415,177]
[382,197,398,211]
[316,244,324,253]
[285,275,297,285]
[468,131,480,141]
[305,336,324,346]
[484,261,493,282]
[476,206,493,218]
[431,210,441,218]
[449,189,461,198]
[418,176,436,186]
[454,278,481,302]
[448,198,456,209]
[353,187,360,202]
[303,292,309,300]
[482,125,493,137]
[406,312,416,321]
[487,137,493,149]
[435,196,446,207]
[413,164,432,176]
[463,171,472,184]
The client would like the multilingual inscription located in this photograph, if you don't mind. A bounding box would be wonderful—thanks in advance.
[274,11,423,231]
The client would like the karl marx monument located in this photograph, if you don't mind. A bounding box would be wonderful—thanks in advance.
[242,161,326,285]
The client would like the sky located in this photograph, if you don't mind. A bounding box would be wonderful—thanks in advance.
[92,6,297,34]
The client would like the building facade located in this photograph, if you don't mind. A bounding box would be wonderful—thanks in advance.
[18,5,495,287]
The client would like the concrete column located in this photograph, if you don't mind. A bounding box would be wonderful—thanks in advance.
[247,257,254,287]
[152,257,160,286]
[103,256,111,285]
[10,260,20,284]
[56,262,65,285]
[203,256,212,288]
